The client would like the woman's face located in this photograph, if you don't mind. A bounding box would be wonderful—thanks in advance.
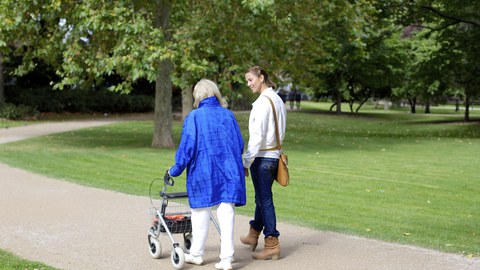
[245,72,263,94]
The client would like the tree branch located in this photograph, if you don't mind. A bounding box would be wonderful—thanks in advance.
[411,19,461,32]
[421,6,480,27]
[453,71,480,85]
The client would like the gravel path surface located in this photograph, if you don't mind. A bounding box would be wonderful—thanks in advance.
[0,121,478,270]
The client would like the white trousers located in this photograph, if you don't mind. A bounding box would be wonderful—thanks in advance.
[189,202,235,262]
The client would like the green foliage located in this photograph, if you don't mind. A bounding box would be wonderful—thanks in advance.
[387,0,480,118]
[0,102,37,119]
[52,1,165,92]
[392,30,444,105]
[0,107,479,255]
[274,0,403,111]
[6,86,154,113]
[241,0,275,14]
[169,0,281,99]
[1,0,479,120]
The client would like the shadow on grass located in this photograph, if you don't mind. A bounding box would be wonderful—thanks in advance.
[411,119,480,125]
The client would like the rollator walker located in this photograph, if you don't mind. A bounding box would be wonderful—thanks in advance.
[147,170,220,269]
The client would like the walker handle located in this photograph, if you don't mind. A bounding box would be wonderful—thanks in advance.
[164,170,174,186]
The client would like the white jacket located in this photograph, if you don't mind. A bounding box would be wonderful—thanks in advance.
[243,88,287,169]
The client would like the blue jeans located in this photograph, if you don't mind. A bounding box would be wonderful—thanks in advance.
[249,157,280,238]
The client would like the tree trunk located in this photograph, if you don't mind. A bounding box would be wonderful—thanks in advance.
[329,102,336,111]
[335,88,342,113]
[408,97,416,113]
[425,100,430,113]
[152,0,174,148]
[348,100,354,113]
[334,72,342,114]
[181,85,193,120]
[0,52,4,104]
[464,95,470,121]
[355,95,370,113]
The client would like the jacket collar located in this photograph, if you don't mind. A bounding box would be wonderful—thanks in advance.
[199,96,220,108]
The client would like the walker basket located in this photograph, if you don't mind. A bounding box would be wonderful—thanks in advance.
[159,215,192,234]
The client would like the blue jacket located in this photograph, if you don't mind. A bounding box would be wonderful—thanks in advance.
[169,96,246,208]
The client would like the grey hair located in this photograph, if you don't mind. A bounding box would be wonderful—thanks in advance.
[193,79,228,108]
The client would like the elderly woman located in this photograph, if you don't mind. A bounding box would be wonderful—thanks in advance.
[169,79,246,270]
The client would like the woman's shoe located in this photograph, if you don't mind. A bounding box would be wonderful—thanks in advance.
[252,236,280,260]
[240,226,261,251]
[185,253,203,265]
[215,260,233,270]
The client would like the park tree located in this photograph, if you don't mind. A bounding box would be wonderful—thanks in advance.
[1,0,291,147]
[392,29,443,113]
[409,31,451,114]
[51,0,175,147]
[168,0,312,119]
[387,0,480,120]
[343,26,410,113]
[169,0,283,117]
[0,1,54,104]
[261,0,329,96]
[279,0,394,113]
[433,23,480,121]
[0,0,173,146]
[2,0,478,125]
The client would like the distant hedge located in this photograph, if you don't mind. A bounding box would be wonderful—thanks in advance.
[5,86,155,114]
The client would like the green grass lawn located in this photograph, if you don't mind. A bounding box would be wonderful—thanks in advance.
[0,103,479,258]
[0,249,59,270]
[0,120,31,128]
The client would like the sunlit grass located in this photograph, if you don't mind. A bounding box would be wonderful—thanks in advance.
[0,107,479,256]
[0,120,31,128]
[300,100,479,119]
[0,249,59,270]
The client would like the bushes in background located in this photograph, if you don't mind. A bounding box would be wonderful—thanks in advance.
[5,86,154,115]
[0,103,38,120]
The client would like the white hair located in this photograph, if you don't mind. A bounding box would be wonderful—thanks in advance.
[193,79,228,108]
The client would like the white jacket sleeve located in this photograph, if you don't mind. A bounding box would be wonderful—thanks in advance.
[243,99,269,168]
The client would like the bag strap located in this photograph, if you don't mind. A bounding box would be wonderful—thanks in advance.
[263,96,282,151]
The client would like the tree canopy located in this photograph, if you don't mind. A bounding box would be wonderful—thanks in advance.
[1,0,479,146]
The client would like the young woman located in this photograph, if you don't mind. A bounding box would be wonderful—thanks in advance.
[169,79,246,270]
[240,66,286,260]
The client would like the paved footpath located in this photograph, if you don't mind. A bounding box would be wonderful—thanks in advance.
[0,120,479,270]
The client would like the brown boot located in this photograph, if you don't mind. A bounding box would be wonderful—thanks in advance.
[240,226,261,251]
[252,236,280,260]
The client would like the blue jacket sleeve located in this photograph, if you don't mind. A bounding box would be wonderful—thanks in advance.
[234,115,244,154]
[169,114,197,177]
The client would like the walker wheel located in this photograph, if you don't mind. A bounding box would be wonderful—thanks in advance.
[148,236,162,259]
[171,246,185,269]
[183,233,192,252]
